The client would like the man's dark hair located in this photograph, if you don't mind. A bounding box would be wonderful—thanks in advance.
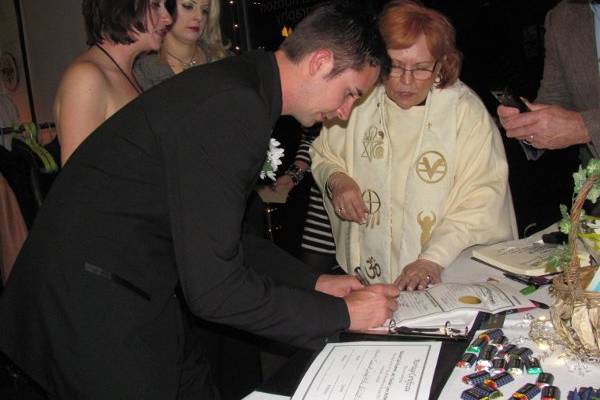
[280,1,389,78]
[82,0,152,46]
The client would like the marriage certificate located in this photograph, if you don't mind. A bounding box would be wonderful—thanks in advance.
[291,341,440,400]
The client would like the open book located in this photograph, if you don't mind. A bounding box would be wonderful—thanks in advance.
[471,240,559,276]
[471,237,593,277]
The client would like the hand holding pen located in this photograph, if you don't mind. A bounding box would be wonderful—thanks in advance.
[354,266,370,286]
[344,274,400,330]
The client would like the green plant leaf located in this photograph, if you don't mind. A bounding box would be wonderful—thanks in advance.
[546,245,570,273]
[588,184,600,204]
[573,166,587,193]
[558,218,571,235]
[586,158,600,177]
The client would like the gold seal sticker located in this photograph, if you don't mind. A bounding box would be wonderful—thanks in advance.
[459,295,482,304]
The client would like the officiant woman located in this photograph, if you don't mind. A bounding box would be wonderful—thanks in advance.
[311,0,518,291]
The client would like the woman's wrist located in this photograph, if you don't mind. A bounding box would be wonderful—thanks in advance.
[325,172,346,198]
[285,163,306,185]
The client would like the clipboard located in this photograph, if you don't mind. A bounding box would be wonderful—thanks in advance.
[342,312,489,342]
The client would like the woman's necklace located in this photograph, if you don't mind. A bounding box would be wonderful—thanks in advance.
[95,44,143,94]
[164,49,199,70]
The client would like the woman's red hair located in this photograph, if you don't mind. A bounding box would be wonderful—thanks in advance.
[379,0,462,88]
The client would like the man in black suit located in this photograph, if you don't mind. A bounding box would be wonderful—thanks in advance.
[0,2,398,399]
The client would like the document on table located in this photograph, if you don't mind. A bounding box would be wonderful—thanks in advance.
[291,341,441,400]
[390,282,533,327]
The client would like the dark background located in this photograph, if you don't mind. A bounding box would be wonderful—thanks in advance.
[222,0,579,253]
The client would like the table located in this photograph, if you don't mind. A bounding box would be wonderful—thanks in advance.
[248,237,600,399]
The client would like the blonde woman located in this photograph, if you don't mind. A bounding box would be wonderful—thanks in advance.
[135,0,230,89]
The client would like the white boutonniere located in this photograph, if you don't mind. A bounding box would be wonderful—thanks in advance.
[260,138,284,181]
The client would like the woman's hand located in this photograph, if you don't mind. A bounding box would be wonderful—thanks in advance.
[271,174,295,194]
[327,172,368,223]
[394,259,442,291]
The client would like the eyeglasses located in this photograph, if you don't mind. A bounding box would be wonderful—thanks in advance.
[388,61,438,80]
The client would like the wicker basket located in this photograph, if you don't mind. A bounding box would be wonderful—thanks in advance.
[550,175,600,359]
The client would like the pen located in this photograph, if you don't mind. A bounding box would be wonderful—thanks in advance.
[503,272,555,288]
[504,300,549,315]
[530,300,549,309]
[354,267,370,286]
[503,272,536,286]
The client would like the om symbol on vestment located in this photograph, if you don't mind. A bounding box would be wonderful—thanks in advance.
[365,256,382,279]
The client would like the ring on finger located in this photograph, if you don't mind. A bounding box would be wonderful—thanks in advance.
[425,274,432,282]
[337,207,345,214]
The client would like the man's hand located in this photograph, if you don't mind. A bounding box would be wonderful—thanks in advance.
[497,103,589,150]
[344,284,399,331]
[394,259,442,291]
[327,172,368,223]
[315,274,363,298]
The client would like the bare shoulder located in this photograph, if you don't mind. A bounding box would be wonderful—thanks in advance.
[57,53,110,98]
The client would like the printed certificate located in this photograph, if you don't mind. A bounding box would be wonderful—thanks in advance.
[292,341,440,400]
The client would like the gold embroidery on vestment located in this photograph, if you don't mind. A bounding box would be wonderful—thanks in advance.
[361,127,385,162]
[416,151,447,183]
[362,190,381,228]
[417,211,437,246]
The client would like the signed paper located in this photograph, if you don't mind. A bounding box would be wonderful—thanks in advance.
[390,282,533,327]
[291,341,440,400]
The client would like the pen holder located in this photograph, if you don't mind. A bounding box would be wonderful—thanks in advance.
[550,173,600,359]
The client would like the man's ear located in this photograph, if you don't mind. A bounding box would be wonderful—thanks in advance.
[307,49,334,77]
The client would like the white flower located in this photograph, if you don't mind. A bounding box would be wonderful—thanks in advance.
[260,138,284,181]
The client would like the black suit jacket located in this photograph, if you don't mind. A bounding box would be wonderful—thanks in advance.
[0,51,349,399]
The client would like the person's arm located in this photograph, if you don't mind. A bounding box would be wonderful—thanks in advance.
[535,7,574,108]
[164,89,393,348]
[310,123,348,192]
[498,7,598,150]
[310,124,368,223]
[242,217,320,290]
[419,91,516,270]
[271,131,311,192]
[523,9,598,150]
[54,62,108,165]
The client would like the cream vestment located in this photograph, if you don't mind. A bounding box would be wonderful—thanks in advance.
[310,82,517,283]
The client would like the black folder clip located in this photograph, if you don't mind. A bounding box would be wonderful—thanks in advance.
[388,320,468,340]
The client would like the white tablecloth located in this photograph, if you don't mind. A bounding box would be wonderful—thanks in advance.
[438,242,600,399]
